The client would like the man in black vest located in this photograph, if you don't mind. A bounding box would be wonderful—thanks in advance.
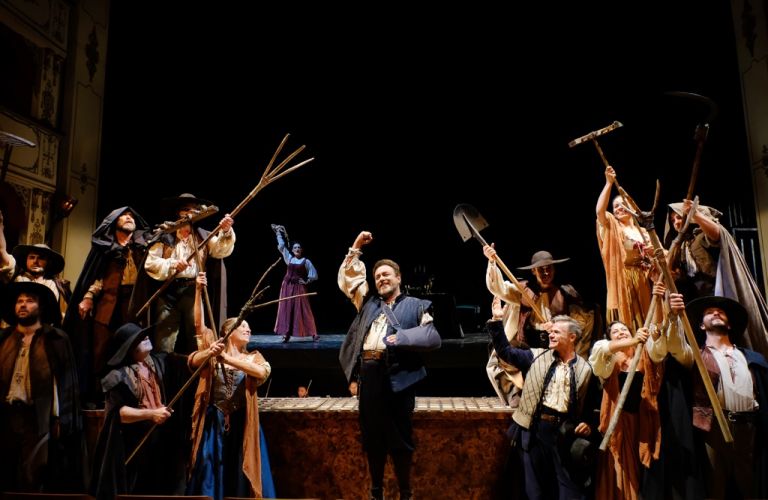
[338,231,441,500]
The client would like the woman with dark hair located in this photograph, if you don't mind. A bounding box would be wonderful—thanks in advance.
[589,288,690,499]
[596,165,654,332]
[271,224,318,342]
[186,273,275,499]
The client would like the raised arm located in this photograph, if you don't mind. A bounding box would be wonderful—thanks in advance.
[0,211,15,283]
[194,272,207,336]
[484,244,521,302]
[685,199,721,243]
[596,165,617,225]
[207,214,236,258]
[337,231,373,311]
[274,225,292,264]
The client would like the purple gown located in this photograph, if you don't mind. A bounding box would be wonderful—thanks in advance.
[274,260,317,337]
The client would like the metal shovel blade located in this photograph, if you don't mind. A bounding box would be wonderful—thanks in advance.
[453,204,489,242]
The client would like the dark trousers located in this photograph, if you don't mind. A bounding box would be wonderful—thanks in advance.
[521,420,586,500]
[703,418,756,499]
[0,403,46,492]
[359,359,415,497]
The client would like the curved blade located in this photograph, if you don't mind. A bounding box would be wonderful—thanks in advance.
[453,204,489,243]
[664,91,719,125]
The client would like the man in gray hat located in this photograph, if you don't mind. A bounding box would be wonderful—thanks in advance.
[137,193,235,353]
[0,281,82,492]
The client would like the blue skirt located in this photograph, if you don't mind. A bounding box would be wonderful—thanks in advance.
[186,406,275,499]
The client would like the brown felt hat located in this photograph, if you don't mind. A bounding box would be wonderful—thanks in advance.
[517,250,570,270]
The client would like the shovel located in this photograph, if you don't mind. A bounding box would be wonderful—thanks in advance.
[453,204,545,323]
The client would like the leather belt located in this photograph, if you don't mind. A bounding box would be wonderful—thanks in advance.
[539,413,565,424]
[725,410,758,423]
[362,350,385,361]
[538,408,568,424]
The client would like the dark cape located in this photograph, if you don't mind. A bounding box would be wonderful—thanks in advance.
[63,206,151,397]
[715,226,768,358]
[89,352,191,500]
[0,324,85,491]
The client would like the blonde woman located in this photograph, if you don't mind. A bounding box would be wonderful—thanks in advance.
[186,272,275,499]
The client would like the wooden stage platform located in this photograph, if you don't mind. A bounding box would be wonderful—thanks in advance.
[260,396,513,499]
[246,333,497,399]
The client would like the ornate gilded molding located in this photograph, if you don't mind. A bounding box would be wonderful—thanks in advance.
[5,0,70,51]
[85,25,99,83]
[0,110,59,185]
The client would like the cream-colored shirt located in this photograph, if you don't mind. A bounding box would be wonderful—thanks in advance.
[6,339,31,403]
[145,228,235,280]
[645,315,694,368]
[541,360,572,413]
[363,313,389,351]
[15,273,60,301]
[0,254,15,284]
[706,345,757,412]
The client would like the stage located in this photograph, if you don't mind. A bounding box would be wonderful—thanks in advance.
[246,332,497,399]
[260,396,513,499]
[81,333,512,498]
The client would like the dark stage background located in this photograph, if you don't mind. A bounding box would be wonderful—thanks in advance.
[98,2,753,338]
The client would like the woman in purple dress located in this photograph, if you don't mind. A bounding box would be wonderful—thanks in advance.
[272,225,318,342]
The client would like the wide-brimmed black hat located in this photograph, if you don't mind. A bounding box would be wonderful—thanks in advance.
[161,193,213,215]
[686,295,748,341]
[2,281,60,326]
[12,243,65,276]
[517,250,570,270]
[107,322,154,367]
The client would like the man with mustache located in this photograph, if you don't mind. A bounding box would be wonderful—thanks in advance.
[338,230,441,500]
[137,193,235,354]
[64,207,152,406]
[686,295,768,499]
[0,281,81,492]
[10,243,69,319]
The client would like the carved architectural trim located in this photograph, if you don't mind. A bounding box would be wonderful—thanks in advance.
[4,0,70,51]
[0,110,60,186]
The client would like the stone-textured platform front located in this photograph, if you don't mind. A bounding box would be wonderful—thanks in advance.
[261,397,513,499]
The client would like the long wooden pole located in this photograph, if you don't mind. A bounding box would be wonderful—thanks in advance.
[599,288,660,450]
[462,214,546,323]
[134,136,314,318]
[616,185,733,443]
